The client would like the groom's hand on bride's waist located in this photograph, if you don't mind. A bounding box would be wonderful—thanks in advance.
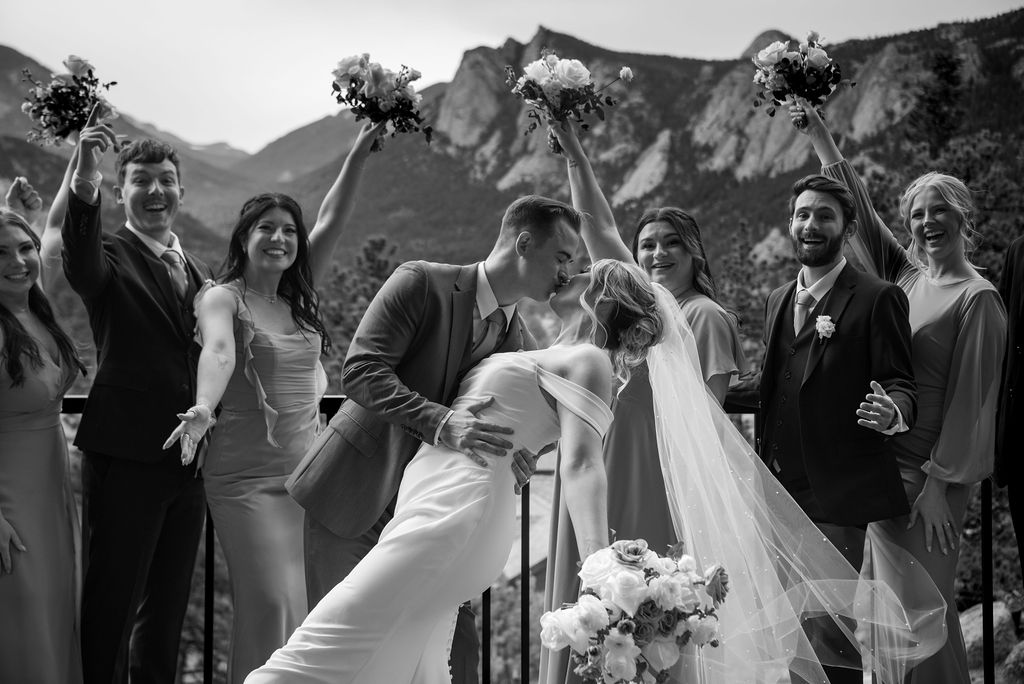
[438,396,515,466]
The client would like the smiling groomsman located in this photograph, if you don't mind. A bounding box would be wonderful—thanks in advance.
[63,118,212,683]
[732,174,917,684]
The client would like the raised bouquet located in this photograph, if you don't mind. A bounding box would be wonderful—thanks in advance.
[505,50,633,154]
[751,31,853,126]
[540,539,729,684]
[331,54,432,152]
[22,55,117,147]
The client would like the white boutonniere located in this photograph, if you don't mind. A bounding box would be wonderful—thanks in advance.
[815,315,835,340]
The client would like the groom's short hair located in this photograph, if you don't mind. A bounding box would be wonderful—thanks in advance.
[789,175,857,227]
[498,195,582,244]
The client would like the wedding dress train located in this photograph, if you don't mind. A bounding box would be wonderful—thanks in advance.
[246,350,612,684]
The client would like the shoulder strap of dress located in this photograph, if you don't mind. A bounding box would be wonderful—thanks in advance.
[535,364,614,437]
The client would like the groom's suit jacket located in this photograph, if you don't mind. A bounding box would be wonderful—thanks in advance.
[755,263,916,526]
[63,192,212,462]
[287,261,537,538]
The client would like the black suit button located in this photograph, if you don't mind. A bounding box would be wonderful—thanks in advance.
[776,420,783,427]
[784,371,792,380]
[789,348,796,356]
[781,395,787,404]
[772,443,779,451]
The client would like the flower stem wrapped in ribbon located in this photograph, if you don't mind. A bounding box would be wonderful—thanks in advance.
[505,50,633,154]
[540,539,728,684]
[751,31,854,127]
[21,55,118,147]
[331,54,433,152]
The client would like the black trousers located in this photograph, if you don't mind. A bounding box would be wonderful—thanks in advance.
[81,452,206,684]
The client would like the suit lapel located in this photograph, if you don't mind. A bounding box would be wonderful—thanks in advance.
[763,281,795,397]
[119,228,188,339]
[442,264,478,402]
[803,264,856,386]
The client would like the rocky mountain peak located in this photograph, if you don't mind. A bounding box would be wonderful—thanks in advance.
[742,30,795,59]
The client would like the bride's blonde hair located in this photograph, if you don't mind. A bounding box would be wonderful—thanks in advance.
[579,259,665,388]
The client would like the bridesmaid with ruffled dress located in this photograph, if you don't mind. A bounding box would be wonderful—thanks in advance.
[793,99,1007,683]
[163,122,384,683]
[0,210,86,684]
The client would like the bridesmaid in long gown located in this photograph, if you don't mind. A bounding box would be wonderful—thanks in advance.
[793,100,1007,683]
[540,123,746,684]
[0,210,86,684]
[164,122,383,683]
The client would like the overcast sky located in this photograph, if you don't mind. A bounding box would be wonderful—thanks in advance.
[3,0,1020,153]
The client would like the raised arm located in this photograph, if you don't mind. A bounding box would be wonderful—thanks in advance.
[547,121,633,264]
[307,122,385,285]
[558,348,613,558]
[162,286,238,464]
[62,114,119,298]
[790,99,910,284]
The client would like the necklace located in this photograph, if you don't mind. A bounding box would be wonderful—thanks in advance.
[246,288,278,304]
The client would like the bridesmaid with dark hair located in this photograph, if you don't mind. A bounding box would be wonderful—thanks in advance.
[0,209,86,684]
[164,122,383,683]
[539,122,746,684]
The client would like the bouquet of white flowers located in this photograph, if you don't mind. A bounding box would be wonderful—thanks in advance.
[540,539,728,684]
[331,54,432,152]
[751,31,854,126]
[21,55,117,147]
[504,50,633,154]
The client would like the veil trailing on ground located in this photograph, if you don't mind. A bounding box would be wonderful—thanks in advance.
[644,282,947,683]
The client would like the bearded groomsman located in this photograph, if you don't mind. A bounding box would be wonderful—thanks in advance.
[732,174,917,684]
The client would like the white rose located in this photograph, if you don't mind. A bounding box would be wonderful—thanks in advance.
[553,58,592,89]
[619,66,634,83]
[805,46,831,70]
[540,608,590,653]
[601,597,624,623]
[606,568,649,616]
[603,628,641,680]
[407,68,422,82]
[575,594,610,633]
[687,614,719,645]
[544,53,560,67]
[642,637,681,671]
[676,554,697,574]
[523,58,551,84]
[643,555,677,575]
[755,41,789,67]
[604,653,637,682]
[807,30,820,44]
[63,55,93,77]
[579,548,618,593]
[646,575,684,611]
[333,54,367,84]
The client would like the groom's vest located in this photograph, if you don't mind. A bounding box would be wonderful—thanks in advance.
[761,290,829,491]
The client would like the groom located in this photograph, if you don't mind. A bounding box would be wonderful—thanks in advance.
[734,174,916,684]
[287,194,582,683]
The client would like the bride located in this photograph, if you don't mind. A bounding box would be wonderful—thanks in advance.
[246,258,666,683]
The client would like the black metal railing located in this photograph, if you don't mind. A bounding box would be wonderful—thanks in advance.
[60,395,999,683]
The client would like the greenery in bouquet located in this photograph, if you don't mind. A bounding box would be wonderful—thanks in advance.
[540,539,729,684]
[751,31,854,127]
[331,54,433,152]
[504,50,633,154]
[22,55,117,147]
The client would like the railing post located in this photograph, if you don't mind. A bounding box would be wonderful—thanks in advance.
[521,481,530,684]
[982,478,994,683]
[204,510,214,684]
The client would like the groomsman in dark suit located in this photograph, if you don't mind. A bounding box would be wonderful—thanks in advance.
[287,194,582,684]
[732,174,917,684]
[997,236,1024,590]
[63,119,212,683]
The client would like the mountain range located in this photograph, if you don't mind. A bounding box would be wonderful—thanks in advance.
[2,9,1023,287]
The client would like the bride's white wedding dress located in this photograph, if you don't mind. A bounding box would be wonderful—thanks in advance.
[246,350,612,684]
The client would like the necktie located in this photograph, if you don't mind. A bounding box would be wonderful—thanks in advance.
[470,309,507,366]
[794,289,816,334]
[160,250,188,300]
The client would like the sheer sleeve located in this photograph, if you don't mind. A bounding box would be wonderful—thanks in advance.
[821,159,914,285]
[683,297,746,382]
[922,286,1007,484]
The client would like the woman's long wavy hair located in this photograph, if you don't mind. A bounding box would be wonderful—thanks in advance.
[220,193,331,354]
[0,211,85,386]
[899,172,981,272]
[578,259,665,389]
[630,207,721,303]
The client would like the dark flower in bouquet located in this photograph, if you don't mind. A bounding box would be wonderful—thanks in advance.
[751,31,854,127]
[540,539,727,684]
[22,55,117,147]
[504,50,633,154]
[331,53,432,152]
